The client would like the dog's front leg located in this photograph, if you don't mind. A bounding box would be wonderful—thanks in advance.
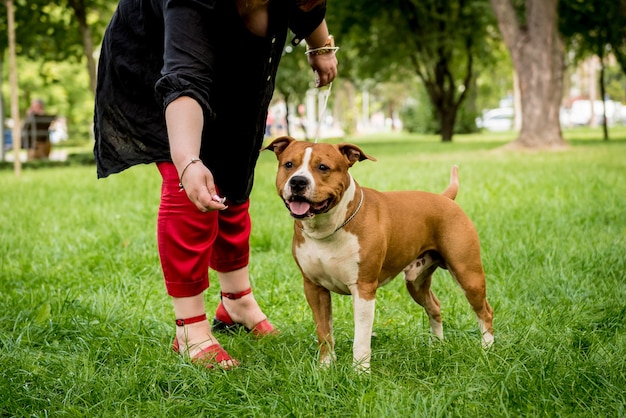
[350,283,377,372]
[303,277,335,366]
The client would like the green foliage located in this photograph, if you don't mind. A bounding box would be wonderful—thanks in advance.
[329,0,498,141]
[0,0,117,142]
[473,25,513,113]
[609,3,626,74]
[604,65,626,102]
[275,43,315,105]
[560,0,613,58]
[559,0,626,74]
[0,0,103,61]
[454,99,481,134]
[2,58,94,140]
[558,0,626,139]
[400,83,481,134]
[273,42,318,138]
[1,131,625,416]
[0,0,512,146]
[399,89,438,134]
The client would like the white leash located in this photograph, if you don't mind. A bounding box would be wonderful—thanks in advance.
[314,81,333,143]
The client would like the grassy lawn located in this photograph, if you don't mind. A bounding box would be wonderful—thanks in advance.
[1,130,624,417]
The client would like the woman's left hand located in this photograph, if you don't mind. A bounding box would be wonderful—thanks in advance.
[308,52,338,87]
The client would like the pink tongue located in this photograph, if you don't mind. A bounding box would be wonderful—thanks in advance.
[289,201,311,215]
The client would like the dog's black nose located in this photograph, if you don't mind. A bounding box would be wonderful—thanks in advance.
[289,175,309,193]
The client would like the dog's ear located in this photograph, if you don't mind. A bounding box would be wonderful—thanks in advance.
[262,136,295,157]
[337,143,377,167]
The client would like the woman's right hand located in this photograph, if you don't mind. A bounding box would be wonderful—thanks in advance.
[179,161,228,212]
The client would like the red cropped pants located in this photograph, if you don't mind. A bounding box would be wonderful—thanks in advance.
[156,162,251,298]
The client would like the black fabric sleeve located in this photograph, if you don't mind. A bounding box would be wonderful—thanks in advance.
[154,0,218,119]
[289,1,326,45]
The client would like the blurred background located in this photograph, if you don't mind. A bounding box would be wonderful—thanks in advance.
[1,0,624,162]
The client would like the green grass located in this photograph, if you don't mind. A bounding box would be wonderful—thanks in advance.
[1,130,625,417]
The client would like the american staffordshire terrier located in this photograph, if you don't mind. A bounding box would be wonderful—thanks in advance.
[263,136,494,371]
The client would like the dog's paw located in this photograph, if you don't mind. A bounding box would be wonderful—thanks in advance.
[319,351,337,368]
[352,353,372,373]
[481,332,494,349]
[352,360,371,374]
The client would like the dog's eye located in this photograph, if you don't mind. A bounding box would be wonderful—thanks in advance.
[284,161,293,169]
[318,164,330,172]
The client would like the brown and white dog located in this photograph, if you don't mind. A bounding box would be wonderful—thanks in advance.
[263,136,494,371]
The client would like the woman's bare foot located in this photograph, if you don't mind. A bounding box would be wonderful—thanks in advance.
[217,267,271,330]
[175,319,238,369]
[172,293,238,369]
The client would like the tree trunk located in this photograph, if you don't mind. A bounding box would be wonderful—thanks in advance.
[490,0,567,149]
[438,105,456,142]
[513,70,522,131]
[284,92,292,137]
[421,55,468,143]
[68,0,97,95]
[598,56,609,141]
[7,0,21,177]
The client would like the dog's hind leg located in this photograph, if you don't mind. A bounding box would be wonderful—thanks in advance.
[404,253,444,340]
[448,266,494,349]
[438,219,494,348]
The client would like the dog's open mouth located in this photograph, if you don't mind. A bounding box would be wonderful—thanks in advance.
[285,196,331,219]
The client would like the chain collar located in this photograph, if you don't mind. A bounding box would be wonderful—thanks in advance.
[300,188,364,239]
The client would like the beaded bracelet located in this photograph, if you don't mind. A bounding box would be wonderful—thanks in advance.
[305,35,339,56]
[178,158,201,190]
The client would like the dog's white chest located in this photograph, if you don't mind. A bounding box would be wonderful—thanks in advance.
[294,230,360,294]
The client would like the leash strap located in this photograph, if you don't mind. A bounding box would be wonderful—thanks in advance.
[314,81,333,143]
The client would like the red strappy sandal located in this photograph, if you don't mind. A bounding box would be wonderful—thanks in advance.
[212,288,278,337]
[172,314,239,370]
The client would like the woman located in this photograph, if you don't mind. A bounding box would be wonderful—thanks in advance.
[94,0,338,369]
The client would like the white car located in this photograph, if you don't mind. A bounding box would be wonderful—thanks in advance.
[565,99,622,126]
[476,107,514,131]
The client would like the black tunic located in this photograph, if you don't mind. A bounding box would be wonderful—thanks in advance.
[94,0,325,204]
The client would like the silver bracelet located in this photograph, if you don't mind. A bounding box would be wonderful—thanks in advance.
[305,46,339,56]
[178,158,201,190]
[305,35,339,56]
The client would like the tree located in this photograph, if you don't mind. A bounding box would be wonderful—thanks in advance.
[65,0,98,94]
[6,0,21,173]
[559,0,612,140]
[597,1,626,77]
[560,0,626,141]
[0,0,115,148]
[331,0,495,142]
[0,0,114,95]
[490,0,567,149]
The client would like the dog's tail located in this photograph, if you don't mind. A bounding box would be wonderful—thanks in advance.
[441,165,459,200]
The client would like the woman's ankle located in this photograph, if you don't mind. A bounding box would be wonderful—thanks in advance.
[221,293,267,329]
[176,320,220,355]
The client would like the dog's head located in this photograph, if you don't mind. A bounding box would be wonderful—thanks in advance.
[263,136,376,219]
